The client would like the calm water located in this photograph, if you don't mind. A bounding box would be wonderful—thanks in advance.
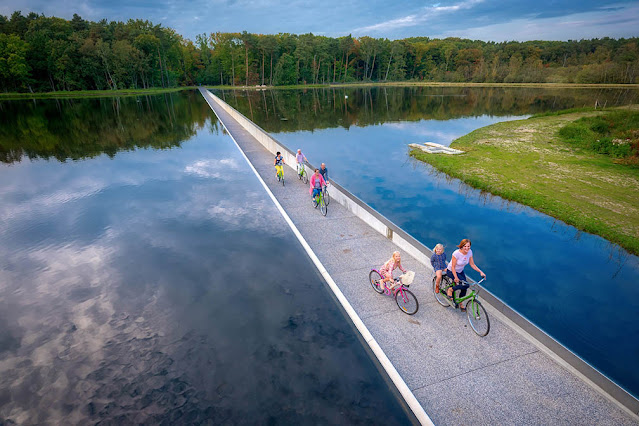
[0,92,414,424]
[225,86,639,399]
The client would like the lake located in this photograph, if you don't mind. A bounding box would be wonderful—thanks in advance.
[0,91,414,424]
[224,85,639,400]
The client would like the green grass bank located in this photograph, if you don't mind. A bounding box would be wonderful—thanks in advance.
[0,87,194,100]
[3,82,638,100]
[209,82,639,90]
[410,106,639,255]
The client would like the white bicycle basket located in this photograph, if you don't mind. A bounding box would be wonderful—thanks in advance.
[399,270,415,286]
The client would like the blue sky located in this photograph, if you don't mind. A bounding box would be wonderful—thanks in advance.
[2,0,638,42]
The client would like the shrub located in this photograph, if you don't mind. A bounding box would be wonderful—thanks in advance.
[558,111,639,160]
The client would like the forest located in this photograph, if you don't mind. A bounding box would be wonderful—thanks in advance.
[1,11,638,93]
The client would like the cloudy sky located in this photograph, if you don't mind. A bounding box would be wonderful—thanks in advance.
[2,0,638,42]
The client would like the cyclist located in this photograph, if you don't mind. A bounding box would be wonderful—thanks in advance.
[445,239,486,311]
[309,168,326,201]
[296,149,307,177]
[319,163,329,184]
[379,251,407,291]
[274,151,285,179]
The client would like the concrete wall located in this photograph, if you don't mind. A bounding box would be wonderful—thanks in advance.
[202,88,639,419]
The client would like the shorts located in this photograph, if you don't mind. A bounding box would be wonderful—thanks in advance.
[446,269,467,282]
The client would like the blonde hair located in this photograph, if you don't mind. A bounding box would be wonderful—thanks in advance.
[385,251,401,267]
[433,243,444,253]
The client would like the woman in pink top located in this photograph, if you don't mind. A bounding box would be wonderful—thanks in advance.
[379,251,407,290]
[446,239,485,311]
[309,168,326,199]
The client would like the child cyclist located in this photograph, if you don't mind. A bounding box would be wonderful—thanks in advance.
[379,251,407,291]
[430,243,447,293]
[274,151,285,179]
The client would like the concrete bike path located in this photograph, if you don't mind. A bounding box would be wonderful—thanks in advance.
[201,89,637,426]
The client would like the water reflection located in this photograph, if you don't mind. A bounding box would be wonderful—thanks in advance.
[227,86,639,399]
[0,92,412,424]
[0,91,211,164]
[222,86,639,134]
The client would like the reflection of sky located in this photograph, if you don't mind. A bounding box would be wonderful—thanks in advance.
[0,112,410,423]
[273,116,639,399]
[377,115,526,147]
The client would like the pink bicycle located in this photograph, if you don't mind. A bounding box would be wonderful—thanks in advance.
[368,269,419,315]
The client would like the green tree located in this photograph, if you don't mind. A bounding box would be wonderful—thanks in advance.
[0,33,31,90]
[273,52,297,85]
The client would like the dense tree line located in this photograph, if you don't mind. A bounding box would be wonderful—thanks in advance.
[1,11,638,93]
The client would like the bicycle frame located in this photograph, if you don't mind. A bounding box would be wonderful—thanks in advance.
[372,269,410,297]
[314,188,325,203]
[443,278,485,305]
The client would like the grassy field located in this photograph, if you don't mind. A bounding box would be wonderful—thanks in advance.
[410,105,639,255]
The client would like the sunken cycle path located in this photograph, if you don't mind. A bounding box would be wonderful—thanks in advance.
[200,89,637,426]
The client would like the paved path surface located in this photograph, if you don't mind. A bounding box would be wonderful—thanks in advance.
[202,89,637,425]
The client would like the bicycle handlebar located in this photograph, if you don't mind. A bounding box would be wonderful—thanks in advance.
[460,277,486,286]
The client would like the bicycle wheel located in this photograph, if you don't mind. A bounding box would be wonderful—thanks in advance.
[396,289,419,315]
[301,169,308,184]
[320,197,327,216]
[433,277,450,307]
[369,270,384,294]
[324,188,330,205]
[466,299,490,336]
[281,176,285,186]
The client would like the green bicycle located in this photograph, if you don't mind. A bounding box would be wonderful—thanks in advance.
[312,187,328,216]
[297,163,308,184]
[276,167,285,186]
[433,276,490,336]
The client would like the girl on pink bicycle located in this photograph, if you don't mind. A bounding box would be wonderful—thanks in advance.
[379,251,406,290]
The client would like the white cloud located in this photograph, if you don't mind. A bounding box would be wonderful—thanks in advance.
[431,3,639,41]
[184,158,241,179]
[352,0,484,35]
[0,178,106,222]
